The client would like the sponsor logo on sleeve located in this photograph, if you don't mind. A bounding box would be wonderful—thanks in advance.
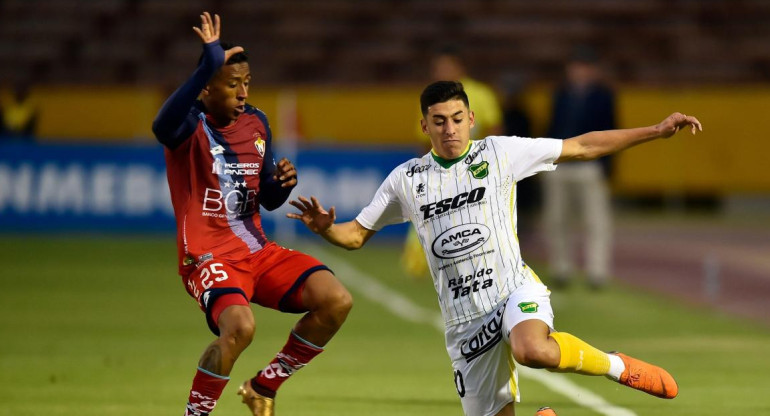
[518,302,539,313]
[431,223,490,259]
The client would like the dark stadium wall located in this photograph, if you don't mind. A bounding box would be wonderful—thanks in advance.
[5,85,770,194]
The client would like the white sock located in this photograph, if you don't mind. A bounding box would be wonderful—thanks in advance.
[606,354,625,380]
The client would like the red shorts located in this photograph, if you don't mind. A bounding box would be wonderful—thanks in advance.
[182,242,331,334]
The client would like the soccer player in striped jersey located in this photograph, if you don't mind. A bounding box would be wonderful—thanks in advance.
[288,81,702,416]
[152,12,352,416]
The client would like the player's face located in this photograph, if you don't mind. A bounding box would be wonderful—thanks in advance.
[201,62,251,126]
[421,99,475,160]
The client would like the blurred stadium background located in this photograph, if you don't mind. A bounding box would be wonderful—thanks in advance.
[1,1,769,415]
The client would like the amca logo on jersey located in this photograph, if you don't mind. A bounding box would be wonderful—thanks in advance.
[431,223,491,259]
[420,186,485,220]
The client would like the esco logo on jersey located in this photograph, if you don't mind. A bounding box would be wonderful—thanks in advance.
[431,223,491,259]
[419,186,486,220]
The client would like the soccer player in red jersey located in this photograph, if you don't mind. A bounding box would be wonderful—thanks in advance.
[152,12,352,416]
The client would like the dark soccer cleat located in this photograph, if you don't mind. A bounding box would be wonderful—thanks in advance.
[237,380,275,416]
[610,352,678,399]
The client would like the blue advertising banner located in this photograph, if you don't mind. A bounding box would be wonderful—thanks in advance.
[0,142,415,238]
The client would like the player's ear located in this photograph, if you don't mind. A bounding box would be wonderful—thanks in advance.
[420,118,429,135]
[468,110,476,129]
[200,85,210,97]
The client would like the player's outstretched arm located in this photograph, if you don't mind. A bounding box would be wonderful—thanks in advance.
[556,112,702,163]
[287,196,376,250]
[152,12,243,148]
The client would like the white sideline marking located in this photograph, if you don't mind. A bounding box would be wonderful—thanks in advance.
[320,249,637,416]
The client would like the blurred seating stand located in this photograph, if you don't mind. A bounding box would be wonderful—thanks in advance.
[1,0,770,86]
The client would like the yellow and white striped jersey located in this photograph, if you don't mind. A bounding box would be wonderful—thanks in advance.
[356,136,562,327]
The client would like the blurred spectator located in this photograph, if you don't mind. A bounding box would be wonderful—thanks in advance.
[430,46,503,139]
[0,82,38,140]
[401,46,505,279]
[543,45,616,289]
[499,74,539,240]
[500,74,532,138]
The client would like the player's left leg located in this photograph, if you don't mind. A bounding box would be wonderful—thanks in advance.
[239,245,352,414]
[240,270,351,414]
[505,284,677,399]
[293,269,353,345]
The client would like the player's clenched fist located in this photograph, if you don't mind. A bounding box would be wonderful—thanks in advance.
[274,157,298,188]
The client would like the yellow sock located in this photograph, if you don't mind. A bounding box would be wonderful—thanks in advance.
[549,332,610,376]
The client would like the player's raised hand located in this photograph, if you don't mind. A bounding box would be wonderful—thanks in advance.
[656,112,703,139]
[287,196,337,234]
[274,158,298,188]
[192,12,244,61]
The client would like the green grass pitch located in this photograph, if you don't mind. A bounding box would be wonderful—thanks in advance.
[1,235,769,415]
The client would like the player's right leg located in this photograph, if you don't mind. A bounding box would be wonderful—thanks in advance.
[184,303,254,416]
[446,301,519,416]
[182,259,255,416]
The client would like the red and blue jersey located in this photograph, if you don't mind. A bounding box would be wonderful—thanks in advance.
[153,41,291,275]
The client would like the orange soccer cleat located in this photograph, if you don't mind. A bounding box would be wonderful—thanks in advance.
[535,406,557,416]
[610,352,678,399]
[237,380,275,416]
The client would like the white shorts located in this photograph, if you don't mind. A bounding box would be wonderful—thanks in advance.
[444,283,554,416]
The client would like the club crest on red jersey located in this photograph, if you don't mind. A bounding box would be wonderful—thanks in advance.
[254,134,265,157]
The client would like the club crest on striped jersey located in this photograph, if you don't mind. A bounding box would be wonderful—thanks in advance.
[469,161,489,179]
[254,134,265,157]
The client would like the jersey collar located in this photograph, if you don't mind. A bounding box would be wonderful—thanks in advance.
[431,141,472,169]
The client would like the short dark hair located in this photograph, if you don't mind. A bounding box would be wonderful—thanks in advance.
[197,41,248,66]
[420,81,470,116]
